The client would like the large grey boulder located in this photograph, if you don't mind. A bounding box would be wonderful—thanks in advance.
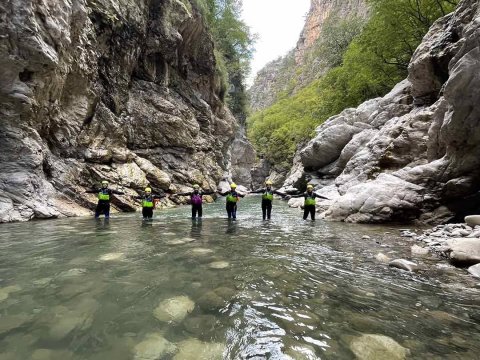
[444,238,480,266]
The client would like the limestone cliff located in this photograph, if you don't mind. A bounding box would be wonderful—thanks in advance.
[284,0,480,224]
[0,0,240,222]
[249,0,368,112]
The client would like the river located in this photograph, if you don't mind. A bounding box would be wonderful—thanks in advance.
[0,196,479,359]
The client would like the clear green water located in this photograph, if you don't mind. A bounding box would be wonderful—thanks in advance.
[0,196,479,359]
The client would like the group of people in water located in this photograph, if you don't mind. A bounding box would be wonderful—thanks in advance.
[87,180,327,221]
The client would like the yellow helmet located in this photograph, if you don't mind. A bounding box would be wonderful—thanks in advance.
[230,183,237,189]
[307,184,314,190]
[101,180,109,185]
[145,187,152,193]
[193,184,200,189]
[265,180,273,185]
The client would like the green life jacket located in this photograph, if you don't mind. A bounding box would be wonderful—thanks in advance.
[226,192,238,203]
[304,193,316,206]
[262,190,274,201]
[142,196,154,208]
[98,190,110,201]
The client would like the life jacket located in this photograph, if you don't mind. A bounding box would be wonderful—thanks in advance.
[191,193,203,205]
[98,189,110,201]
[142,195,154,208]
[226,191,239,203]
[262,190,274,201]
[304,192,316,206]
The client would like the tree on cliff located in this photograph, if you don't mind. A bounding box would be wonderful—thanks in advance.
[195,0,255,122]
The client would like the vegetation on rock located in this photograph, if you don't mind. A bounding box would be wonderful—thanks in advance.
[247,0,458,167]
[194,0,255,121]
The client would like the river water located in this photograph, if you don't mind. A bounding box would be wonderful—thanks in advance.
[0,196,479,359]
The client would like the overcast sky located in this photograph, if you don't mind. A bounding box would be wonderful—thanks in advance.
[242,0,311,85]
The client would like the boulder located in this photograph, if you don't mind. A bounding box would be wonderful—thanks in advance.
[444,238,480,266]
[465,215,480,228]
[375,253,391,264]
[153,296,195,323]
[350,334,409,360]
[411,245,429,256]
[133,333,177,360]
[389,259,419,272]
[173,339,225,360]
[467,263,480,279]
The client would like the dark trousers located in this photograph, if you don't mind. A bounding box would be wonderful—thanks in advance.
[303,205,316,220]
[95,202,110,218]
[142,207,154,219]
[192,204,203,218]
[262,199,272,220]
[226,202,237,219]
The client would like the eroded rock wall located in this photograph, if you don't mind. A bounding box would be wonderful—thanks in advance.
[0,0,238,222]
[284,0,480,224]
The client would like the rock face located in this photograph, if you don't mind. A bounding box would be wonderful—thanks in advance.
[249,0,368,112]
[0,0,240,222]
[284,0,480,224]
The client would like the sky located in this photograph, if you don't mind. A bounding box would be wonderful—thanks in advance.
[242,0,311,86]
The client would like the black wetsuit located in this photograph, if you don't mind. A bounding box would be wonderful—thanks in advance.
[135,194,165,219]
[176,190,214,219]
[220,190,245,219]
[251,188,281,220]
[291,191,324,221]
[86,188,124,219]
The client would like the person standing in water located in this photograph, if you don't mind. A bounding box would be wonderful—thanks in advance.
[134,187,166,220]
[85,180,124,219]
[287,184,328,221]
[218,183,245,220]
[174,184,215,219]
[250,180,285,220]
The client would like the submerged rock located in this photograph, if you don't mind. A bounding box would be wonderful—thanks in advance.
[375,253,391,263]
[173,338,225,360]
[0,314,31,335]
[208,261,230,269]
[133,333,177,360]
[0,285,21,302]
[350,334,409,360]
[190,248,214,256]
[154,296,195,323]
[98,253,124,262]
[389,259,419,272]
[183,315,218,336]
[31,349,76,360]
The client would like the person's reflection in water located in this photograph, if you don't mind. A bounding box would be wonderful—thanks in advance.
[95,217,110,230]
[190,219,203,239]
[225,220,238,235]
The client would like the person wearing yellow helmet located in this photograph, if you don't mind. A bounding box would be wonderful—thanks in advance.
[85,180,124,219]
[250,179,284,220]
[134,186,167,220]
[174,184,215,219]
[217,183,245,220]
[287,184,329,221]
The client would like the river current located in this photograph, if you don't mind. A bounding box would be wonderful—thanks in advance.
[0,196,479,359]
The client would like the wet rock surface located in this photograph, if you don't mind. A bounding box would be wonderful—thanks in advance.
[0,0,245,222]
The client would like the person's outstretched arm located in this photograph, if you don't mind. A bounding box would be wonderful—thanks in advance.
[85,188,99,194]
[314,193,330,200]
[217,191,228,196]
[250,188,265,194]
[111,189,125,195]
[201,190,215,195]
[175,192,192,197]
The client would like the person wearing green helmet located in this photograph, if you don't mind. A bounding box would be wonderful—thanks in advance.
[250,180,285,220]
[174,184,215,219]
[134,187,166,220]
[218,183,245,220]
[286,184,328,221]
[85,180,125,219]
